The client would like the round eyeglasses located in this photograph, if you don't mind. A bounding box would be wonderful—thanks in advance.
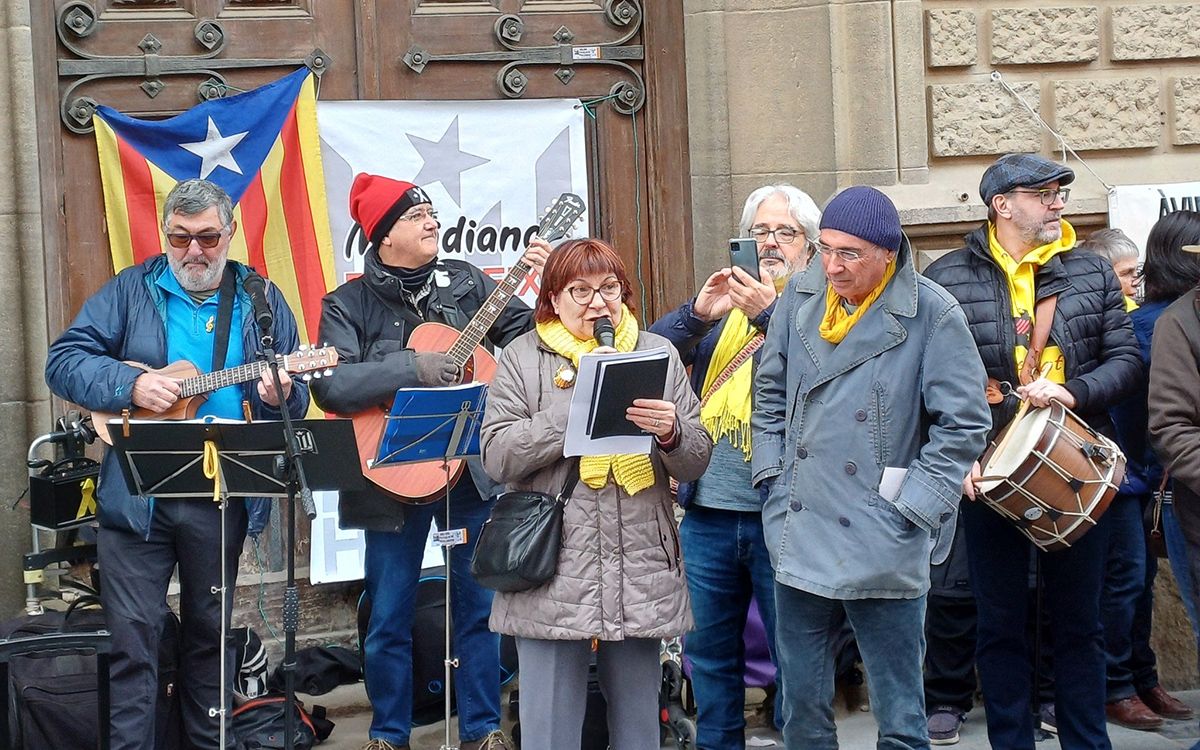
[566,280,623,305]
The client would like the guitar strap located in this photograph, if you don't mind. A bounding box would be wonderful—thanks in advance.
[212,266,237,371]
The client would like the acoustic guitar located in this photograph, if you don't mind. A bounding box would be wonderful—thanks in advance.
[92,345,339,445]
[352,192,586,504]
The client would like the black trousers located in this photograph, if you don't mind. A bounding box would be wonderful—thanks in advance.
[99,498,247,750]
[924,594,977,713]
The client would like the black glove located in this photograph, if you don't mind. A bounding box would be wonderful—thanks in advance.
[414,351,461,386]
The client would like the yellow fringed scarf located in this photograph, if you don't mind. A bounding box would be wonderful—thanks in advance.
[818,259,897,344]
[536,306,656,495]
[699,308,757,461]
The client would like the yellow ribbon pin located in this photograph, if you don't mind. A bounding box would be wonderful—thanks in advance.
[76,477,98,519]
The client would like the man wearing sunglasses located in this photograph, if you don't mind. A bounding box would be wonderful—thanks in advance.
[45,178,310,750]
[924,154,1140,749]
[311,174,549,750]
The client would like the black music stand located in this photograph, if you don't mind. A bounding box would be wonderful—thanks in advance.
[373,384,487,750]
[109,418,363,749]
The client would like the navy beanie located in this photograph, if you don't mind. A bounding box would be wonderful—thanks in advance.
[819,186,902,252]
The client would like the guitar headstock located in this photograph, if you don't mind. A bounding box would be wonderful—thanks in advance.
[536,193,586,243]
[283,345,340,380]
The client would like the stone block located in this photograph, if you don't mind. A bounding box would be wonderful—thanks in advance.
[925,9,977,67]
[1172,76,1200,145]
[928,81,1043,157]
[1112,4,1200,61]
[1053,77,1160,150]
[725,6,836,176]
[991,7,1099,64]
[829,1,898,171]
[684,10,729,177]
[895,1,929,174]
[689,174,734,288]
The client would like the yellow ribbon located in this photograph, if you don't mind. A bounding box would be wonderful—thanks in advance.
[202,439,222,504]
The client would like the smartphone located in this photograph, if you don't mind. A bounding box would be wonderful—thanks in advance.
[729,238,760,281]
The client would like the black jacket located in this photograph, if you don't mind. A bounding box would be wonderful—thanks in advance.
[311,250,534,531]
[922,224,1141,595]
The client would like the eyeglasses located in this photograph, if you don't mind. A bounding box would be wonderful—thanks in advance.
[748,225,803,245]
[565,280,623,305]
[164,229,228,250]
[398,207,438,223]
[1009,188,1071,206]
[813,241,873,263]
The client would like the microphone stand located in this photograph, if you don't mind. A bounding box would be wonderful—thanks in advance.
[256,323,317,750]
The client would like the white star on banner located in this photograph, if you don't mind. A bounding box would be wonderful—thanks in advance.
[180,117,249,179]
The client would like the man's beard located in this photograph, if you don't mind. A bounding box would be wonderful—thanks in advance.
[759,248,797,280]
[169,252,228,292]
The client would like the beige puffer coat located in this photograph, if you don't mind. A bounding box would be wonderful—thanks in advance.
[480,328,711,641]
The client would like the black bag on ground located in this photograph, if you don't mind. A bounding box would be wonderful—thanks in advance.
[471,466,578,593]
[267,645,361,696]
[232,694,333,749]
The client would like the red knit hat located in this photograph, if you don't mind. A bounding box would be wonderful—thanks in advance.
[348,173,433,246]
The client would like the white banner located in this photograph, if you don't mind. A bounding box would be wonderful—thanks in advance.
[1107,182,1200,254]
[309,99,588,584]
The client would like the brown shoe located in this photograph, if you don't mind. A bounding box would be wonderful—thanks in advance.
[460,729,513,750]
[1106,696,1164,730]
[1139,685,1195,720]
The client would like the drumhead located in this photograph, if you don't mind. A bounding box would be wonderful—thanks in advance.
[978,407,1053,495]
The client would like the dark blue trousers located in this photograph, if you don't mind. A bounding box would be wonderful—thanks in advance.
[961,499,1112,750]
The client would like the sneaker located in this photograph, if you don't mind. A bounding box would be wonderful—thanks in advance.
[1038,704,1057,735]
[460,729,514,750]
[362,740,408,750]
[927,706,965,745]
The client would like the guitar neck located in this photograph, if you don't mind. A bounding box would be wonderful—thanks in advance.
[178,360,268,398]
[446,260,531,367]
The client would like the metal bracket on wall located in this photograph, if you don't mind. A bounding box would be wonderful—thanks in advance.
[401,0,645,114]
[55,0,330,134]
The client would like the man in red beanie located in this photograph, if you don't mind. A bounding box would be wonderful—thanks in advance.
[312,174,549,750]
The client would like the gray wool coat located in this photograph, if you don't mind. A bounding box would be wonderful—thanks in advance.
[480,328,712,640]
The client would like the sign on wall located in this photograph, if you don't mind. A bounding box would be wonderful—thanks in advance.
[309,99,588,584]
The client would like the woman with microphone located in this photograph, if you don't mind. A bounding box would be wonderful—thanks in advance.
[480,238,711,750]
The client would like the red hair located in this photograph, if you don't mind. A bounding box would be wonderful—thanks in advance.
[534,238,636,323]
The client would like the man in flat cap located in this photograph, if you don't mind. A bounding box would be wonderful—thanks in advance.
[312,174,549,750]
[925,154,1140,749]
[752,186,990,748]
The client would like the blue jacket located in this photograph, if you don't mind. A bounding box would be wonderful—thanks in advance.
[1110,300,1171,496]
[649,299,773,509]
[45,256,310,538]
[751,236,991,599]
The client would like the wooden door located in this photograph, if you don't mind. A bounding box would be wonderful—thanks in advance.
[33,0,692,335]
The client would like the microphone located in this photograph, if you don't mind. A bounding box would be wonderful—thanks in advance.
[243,272,274,335]
[593,316,615,348]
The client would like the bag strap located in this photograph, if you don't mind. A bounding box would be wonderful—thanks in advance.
[557,457,581,502]
[1019,294,1058,386]
[699,333,766,410]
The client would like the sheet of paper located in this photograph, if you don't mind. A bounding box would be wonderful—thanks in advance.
[880,467,908,502]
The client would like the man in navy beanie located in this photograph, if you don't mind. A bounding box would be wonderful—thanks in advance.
[752,186,991,749]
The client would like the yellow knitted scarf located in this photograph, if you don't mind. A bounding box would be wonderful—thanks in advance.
[818,259,898,343]
[535,306,656,495]
[699,308,757,461]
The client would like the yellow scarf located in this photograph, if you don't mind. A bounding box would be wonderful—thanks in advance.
[699,308,758,461]
[535,306,656,495]
[819,259,898,343]
[987,221,1074,384]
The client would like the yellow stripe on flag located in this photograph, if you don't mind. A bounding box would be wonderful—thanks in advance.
[258,139,305,318]
[227,204,251,267]
[93,117,135,271]
[295,74,336,291]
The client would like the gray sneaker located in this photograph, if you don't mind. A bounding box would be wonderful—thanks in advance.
[927,706,965,745]
[1039,704,1057,735]
[362,740,408,750]
[460,729,513,750]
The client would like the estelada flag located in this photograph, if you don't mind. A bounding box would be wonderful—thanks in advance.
[92,67,334,344]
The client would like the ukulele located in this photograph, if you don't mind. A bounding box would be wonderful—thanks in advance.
[351,192,586,503]
[91,345,339,445]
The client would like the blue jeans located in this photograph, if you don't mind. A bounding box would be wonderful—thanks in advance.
[961,499,1112,750]
[1163,498,1200,638]
[362,484,500,746]
[774,583,928,750]
[680,506,781,749]
[1100,494,1156,701]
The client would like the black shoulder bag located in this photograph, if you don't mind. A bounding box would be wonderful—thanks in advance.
[471,461,579,593]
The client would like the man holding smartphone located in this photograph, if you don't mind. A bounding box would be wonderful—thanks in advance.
[650,184,820,748]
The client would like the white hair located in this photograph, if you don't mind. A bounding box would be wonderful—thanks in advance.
[737,184,822,243]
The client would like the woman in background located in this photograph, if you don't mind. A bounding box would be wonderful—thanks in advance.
[481,238,711,750]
